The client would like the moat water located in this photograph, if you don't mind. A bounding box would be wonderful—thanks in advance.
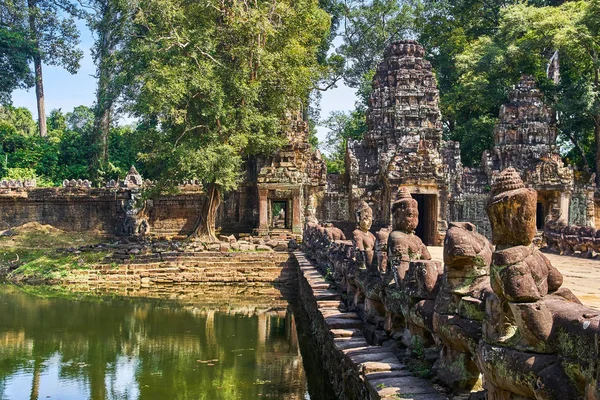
[0,284,335,400]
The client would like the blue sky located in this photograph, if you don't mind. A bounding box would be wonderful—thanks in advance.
[11,22,358,147]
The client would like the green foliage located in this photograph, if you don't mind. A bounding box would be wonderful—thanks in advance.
[125,0,331,194]
[321,110,366,173]
[24,0,84,73]
[449,0,600,173]
[0,227,107,282]
[337,0,414,87]
[0,18,34,103]
[0,105,148,185]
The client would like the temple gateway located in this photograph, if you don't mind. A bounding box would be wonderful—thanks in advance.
[220,40,598,244]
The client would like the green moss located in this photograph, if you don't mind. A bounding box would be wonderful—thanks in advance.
[556,329,594,364]
[473,255,488,269]
[562,360,588,392]
[0,228,110,283]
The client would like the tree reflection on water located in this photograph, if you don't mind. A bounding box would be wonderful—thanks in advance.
[0,284,308,400]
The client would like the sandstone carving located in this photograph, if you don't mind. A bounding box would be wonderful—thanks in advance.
[352,201,377,276]
[544,209,600,258]
[479,167,599,400]
[387,187,432,285]
[385,187,442,348]
[433,221,492,390]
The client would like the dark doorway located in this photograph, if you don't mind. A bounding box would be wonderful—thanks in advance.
[412,194,438,246]
[536,202,545,230]
[271,200,289,229]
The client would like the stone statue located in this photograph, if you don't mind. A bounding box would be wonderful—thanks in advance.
[479,167,595,400]
[375,225,392,277]
[433,222,493,390]
[387,187,431,285]
[324,222,346,242]
[484,168,563,348]
[352,201,377,275]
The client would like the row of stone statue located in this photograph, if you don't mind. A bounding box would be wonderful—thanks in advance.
[303,167,600,400]
[545,212,600,258]
[0,179,37,189]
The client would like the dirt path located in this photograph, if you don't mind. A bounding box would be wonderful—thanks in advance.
[428,246,600,311]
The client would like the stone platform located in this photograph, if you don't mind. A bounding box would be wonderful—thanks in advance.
[428,246,600,310]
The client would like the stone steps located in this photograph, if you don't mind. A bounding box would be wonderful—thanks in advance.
[293,250,446,400]
[61,252,294,286]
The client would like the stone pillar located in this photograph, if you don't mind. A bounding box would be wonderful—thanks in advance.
[586,191,596,228]
[559,191,571,221]
[292,189,302,234]
[258,187,269,235]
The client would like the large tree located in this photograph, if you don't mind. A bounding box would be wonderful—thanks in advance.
[82,0,132,180]
[125,0,330,240]
[22,0,83,137]
[0,1,34,104]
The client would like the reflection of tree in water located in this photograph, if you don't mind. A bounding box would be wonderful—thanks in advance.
[0,285,307,400]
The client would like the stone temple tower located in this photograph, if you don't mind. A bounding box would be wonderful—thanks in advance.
[483,75,579,227]
[347,40,451,245]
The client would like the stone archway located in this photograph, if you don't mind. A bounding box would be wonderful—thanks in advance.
[257,186,302,235]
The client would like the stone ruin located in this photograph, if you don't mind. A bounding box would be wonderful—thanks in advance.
[219,39,598,245]
[1,40,599,246]
[303,168,600,399]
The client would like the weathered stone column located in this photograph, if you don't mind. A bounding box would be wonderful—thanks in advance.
[559,190,571,221]
[292,189,302,234]
[586,191,596,228]
[258,187,269,235]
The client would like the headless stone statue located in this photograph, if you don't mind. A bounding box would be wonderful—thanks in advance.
[352,201,377,276]
[388,187,431,285]
[485,168,563,349]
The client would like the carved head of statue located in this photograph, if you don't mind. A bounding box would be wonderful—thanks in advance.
[392,187,419,233]
[355,201,373,232]
[486,168,537,246]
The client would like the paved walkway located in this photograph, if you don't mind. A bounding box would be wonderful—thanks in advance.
[428,246,600,310]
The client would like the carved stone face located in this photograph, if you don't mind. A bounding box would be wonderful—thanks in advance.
[392,199,419,233]
[355,201,373,232]
[358,212,372,232]
[487,168,537,246]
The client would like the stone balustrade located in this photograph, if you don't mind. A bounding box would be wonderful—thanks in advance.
[302,170,600,400]
[544,213,600,258]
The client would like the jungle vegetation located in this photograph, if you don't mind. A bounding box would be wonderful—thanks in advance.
[2,0,600,237]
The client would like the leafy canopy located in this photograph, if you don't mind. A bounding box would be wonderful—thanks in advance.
[125,0,331,191]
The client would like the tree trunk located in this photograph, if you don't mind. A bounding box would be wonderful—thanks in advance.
[595,115,600,187]
[29,358,42,400]
[193,182,221,241]
[27,0,46,137]
[91,4,114,181]
[564,129,591,172]
[595,66,600,187]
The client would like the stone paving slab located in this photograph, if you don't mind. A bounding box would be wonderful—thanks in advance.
[293,250,448,400]
[366,374,446,399]
[333,337,370,351]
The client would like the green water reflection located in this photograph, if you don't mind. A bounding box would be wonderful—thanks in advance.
[0,285,309,400]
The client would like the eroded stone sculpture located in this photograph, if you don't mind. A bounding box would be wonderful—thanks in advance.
[385,187,442,347]
[387,187,432,285]
[352,201,377,276]
[480,167,590,400]
[433,222,492,390]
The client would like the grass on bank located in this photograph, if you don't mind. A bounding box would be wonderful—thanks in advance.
[0,223,110,282]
